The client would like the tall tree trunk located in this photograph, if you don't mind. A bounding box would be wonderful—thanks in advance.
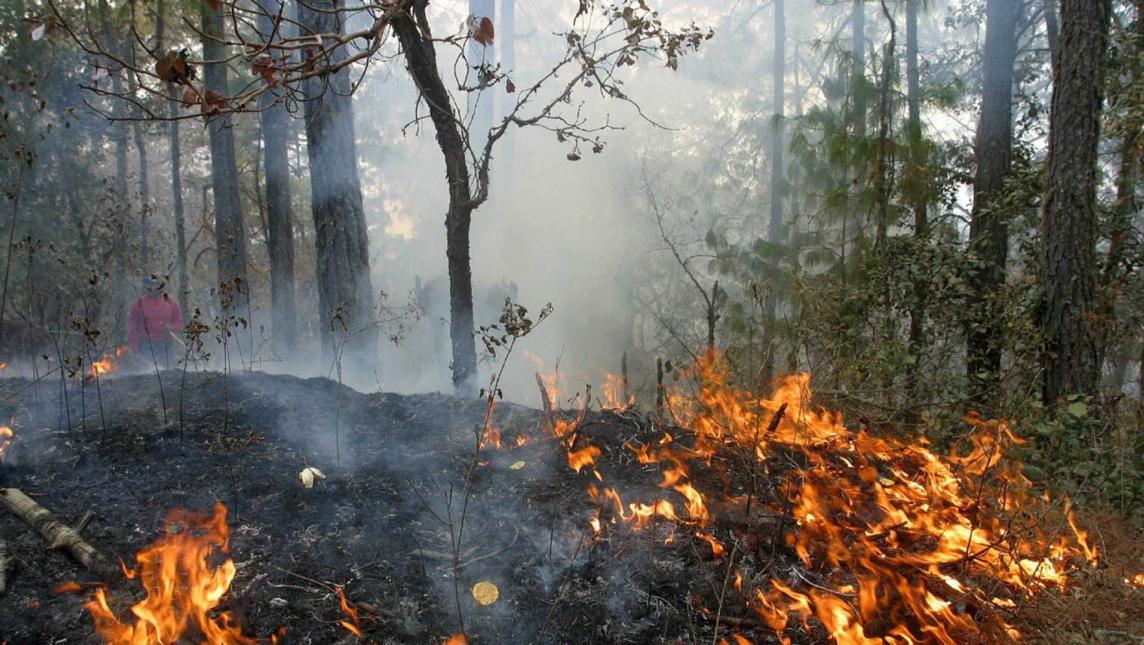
[298,0,376,378]
[849,0,867,255]
[258,0,298,355]
[905,0,927,388]
[1040,0,1112,405]
[392,4,478,395]
[201,3,251,314]
[169,85,189,313]
[1044,0,1060,59]
[763,0,785,384]
[157,0,188,313]
[1097,0,1142,391]
[131,114,150,276]
[873,1,896,248]
[965,0,1019,409]
[99,0,130,334]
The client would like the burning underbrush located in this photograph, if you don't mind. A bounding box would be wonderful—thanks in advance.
[0,364,1140,644]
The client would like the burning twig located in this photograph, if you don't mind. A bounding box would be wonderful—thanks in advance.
[0,488,114,576]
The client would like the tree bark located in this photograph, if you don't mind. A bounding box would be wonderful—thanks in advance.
[169,84,189,313]
[965,0,1019,408]
[849,0,867,252]
[1040,0,1112,405]
[1044,0,1060,60]
[905,0,927,388]
[99,0,129,334]
[1097,0,1141,391]
[298,0,376,378]
[258,0,298,355]
[155,0,186,312]
[201,3,250,312]
[131,110,150,276]
[392,3,478,395]
[763,0,785,384]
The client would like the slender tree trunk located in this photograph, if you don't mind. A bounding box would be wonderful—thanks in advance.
[1040,0,1112,405]
[873,1,896,248]
[393,4,478,395]
[158,0,187,313]
[201,3,250,313]
[298,0,375,378]
[1044,0,1060,59]
[905,0,927,388]
[1096,0,1142,391]
[965,0,1019,409]
[100,0,130,333]
[849,0,867,252]
[763,0,785,384]
[169,85,189,313]
[132,117,150,275]
[259,0,298,355]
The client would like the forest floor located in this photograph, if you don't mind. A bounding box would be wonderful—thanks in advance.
[0,370,1140,644]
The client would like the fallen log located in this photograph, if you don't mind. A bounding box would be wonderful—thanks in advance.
[0,488,115,577]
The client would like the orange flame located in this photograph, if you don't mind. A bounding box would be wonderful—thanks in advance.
[560,358,1101,643]
[0,425,12,462]
[82,502,257,644]
[443,633,468,645]
[87,348,126,379]
[336,585,363,638]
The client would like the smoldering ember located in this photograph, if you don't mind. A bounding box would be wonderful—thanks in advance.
[0,0,1143,644]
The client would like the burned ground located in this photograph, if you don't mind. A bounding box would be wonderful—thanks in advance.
[1,370,1140,645]
[0,371,773,644]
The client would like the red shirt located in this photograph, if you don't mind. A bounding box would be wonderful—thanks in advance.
[128,294,184,350]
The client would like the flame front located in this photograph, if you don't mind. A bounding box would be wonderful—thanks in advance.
[544,359,1101,643]
[84,502,256,644]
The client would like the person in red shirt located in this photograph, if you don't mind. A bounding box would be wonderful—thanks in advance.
[129,277,184,369]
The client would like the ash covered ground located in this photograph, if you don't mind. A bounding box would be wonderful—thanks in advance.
[0,371,760,644]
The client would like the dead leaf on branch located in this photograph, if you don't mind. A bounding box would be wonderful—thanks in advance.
[155,50,195,84]
[200,89,226,118]
[23,17,57,41]
[505,79,515,94]
[251,56,281,88]
[468,15,494,46]
[180,86,199,108]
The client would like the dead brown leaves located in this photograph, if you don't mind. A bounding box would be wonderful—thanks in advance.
[468,15,494,46]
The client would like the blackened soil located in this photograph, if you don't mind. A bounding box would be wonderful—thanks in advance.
[0,371,782,645]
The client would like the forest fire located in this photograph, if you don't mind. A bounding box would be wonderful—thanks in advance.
[78,502,256,645]
[540,360,1102,643]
